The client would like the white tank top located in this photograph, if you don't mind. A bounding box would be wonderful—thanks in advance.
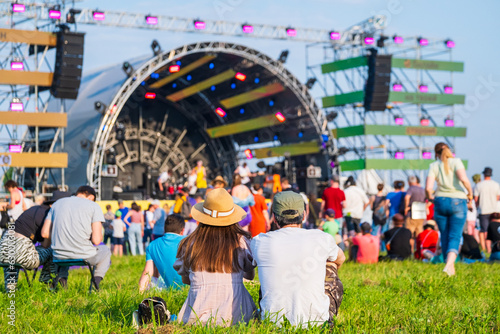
[8,189,24,220]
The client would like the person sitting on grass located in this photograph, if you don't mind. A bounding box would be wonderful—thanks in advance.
[488,213,500,262]
[173,189,256,326]
[349,222,379,264]
[415,220,439,260]
[319,208,343,249]
[251,191,345,327]
[381,213,413,261]
[112,210,126,257]
[41,186,111,290]
[139,214,185,292]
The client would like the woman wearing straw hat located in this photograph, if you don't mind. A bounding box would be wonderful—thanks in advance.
[173,188,257,326]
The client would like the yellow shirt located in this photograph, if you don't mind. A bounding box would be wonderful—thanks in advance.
[174,195,187,214]
[428,158,467,199]
[196,166,207,188]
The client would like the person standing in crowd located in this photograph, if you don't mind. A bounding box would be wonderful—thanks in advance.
[34,195,45,206]
[350,222,379,264]
[103,204,115,248]
[41,186,111,289]
[414,220,439,260]
[321,176,346,224]
[117,199,130,255]
[343,176,369,236]
[0,191,70,289]
[143,204,155,249]
[369,183,389,237]
[426,142,473,276]
[251,191,345,327]
[150,200,166,240]
[139,214,185,292]
[112,211,126,257]
[187,169,198,196]
[193,160,207,195]
[306,192,322,229]
[487,212,500,262]
[474,167,500,253]
[231,174,255,232]
[234,162,254,187]
[249,184,270,237]
[123,202,144,256]
[404,176,427,244]
[381,214,412,261]
[174,188,256,326]
[280,177,298,193]
[386,180,406,227]
[0,180,26,221]
[157,170,171,199]
[207,175,227,195]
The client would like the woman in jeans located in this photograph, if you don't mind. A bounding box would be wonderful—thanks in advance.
[426,142,473,276]
[123,202,144,256]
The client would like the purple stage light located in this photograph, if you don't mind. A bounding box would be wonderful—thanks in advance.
[419,85,428,93]
[12,4,25,13]
[392,83,403,92]
[445,40,455,48]
[10,61,23,71]
[93,11,105,21]
[8,144,22,153]
[394,117,404,125]
[444,86,453,94]
[329,31,341,40]
[49,10,61,19]
[422,151,432,159]
[330,161,336,168]
[194,20,205,30]
[393,35,404,44]
[445,119,454,127]
[418,38,428,46]
[395,152,405,160]
[146,16,158,25]
[242,25,253,33]
[286,27,297,37]
[364,36,375,45]
[10,101,23,112]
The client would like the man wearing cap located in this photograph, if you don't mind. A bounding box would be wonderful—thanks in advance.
[0,190,70,289]
[251,191,346,327]
[474,167,500,253]
[150,199,166,240]
[41,186,111,289]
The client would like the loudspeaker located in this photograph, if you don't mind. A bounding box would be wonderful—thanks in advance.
[101,177,115,200]
[364,50,392,111]
[51,31,85,100]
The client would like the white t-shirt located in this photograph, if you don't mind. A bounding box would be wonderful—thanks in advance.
[238,166,251,184]
[343,186,369,219]
[251,228,340,327]
[474,179,500,215]
[158,172,169,184]
[112,219,125,238]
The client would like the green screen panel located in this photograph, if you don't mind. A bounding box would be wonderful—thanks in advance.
[389,91,465,105]
[207,114,282,139]
[254,141,320,159]
[333,125,467,138]
[321,56,367,74]
[392,58,464,72]
[322,90,364,108]
[220,82,285,109]
[332,125,365,139]
[340,159,468,171]
[167,69,235,102]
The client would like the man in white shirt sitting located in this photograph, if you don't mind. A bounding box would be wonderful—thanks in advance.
[251,192,345,327]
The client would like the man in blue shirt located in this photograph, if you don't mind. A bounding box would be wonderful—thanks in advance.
[139,214,185,292]
[386,180,406,224]
[150,199,166,240]
[117,199,131,255]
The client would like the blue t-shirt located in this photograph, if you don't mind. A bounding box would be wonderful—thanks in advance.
[152,208,166,235]
[146,233,185,289]
[118,207,130,230]
[386,191,406,216]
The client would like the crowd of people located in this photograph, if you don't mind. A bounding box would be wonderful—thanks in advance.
[1,141,499,328]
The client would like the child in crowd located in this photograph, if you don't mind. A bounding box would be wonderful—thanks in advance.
[112,210,126,256]
[174,188,256,326]
[319,208,343,249]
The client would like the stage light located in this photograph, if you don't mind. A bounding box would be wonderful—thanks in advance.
[254,136,259,143]
[10,60,23,71]
[215,107,226,117]
[116,123,125,141]
[278,50,289,63]
[274,135,279,141]
[242,24,253,33]
[12,3,25,13]
[305,78,317,89]
[286,27,297,37]
[254,78,260,84]
[394,116,404,125]
[326,111,338,122]
[418,37,428,46]
[329,31,341,40]
[151,40,161,55]
[231,83,236,89]
[194,20,205,30]
[151,73,159,79]
[392,83,403,91]
[445,39,455,48]
[209,63,214,69]
[176,60,181,66]
[322,134,329,142]
[269,99,275,107]
[49,9,61,20]
[145,92,156,99]
[240,108,245,114]
[172,83,177,88]
[422,151,432,159]
[8,144,22,153]
[393,35,404,44]
[169,65,180,73]
[445,117,454,127]
[66,8,81,23]
[186,75,192,81]
[275,112,286,123]
[94,101,104,111]
[420,117,430,126]
[10,98,23,111]
[377,35,389,48]
[210,85,216,91]
[298,131,304,138]
[444,85,453,94]
[394,151,405,159]
[364,36,375,45]
[244,149,253,159]
[109,105,118,114]
[419,84,428,93]
[93,11,105,21]
[235,72,247,81]
[330,161,336,168]
[146,16,158,25]
[122,62,134,77]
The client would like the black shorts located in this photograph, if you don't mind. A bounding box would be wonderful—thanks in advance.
[345,216,361,233]
[479,214,490,233]
[112,237,124,245]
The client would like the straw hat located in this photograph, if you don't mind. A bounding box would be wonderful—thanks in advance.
[210,175,228,188]
[191,188,246,226]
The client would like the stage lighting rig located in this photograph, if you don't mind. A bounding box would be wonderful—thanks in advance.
[122,62,134,77]
[151,40,162,55]
[305,78,317,89]
[278,50,289,63]
[94,101,107,114]
[66,8,81,24]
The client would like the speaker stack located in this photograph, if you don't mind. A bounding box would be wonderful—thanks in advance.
[364,50,392,111]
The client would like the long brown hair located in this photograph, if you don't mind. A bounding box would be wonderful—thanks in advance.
[435,142,454,174]
[177,223,251,273]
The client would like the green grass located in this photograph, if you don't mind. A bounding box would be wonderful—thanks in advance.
[1,256,500,333]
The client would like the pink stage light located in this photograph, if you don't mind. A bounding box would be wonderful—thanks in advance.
[422,151,432,159]
[420,118,430,127]
[364,36,375,45]
[275,112,286,123]
[395,152,405,160]
[445,119,454,127]
[49,10,61,19]
[235,72,246,81]
[145,92,156,99]
[169,65,180,73]
[244,149,253,159]
[242,25,253,33]
[393,35,404,44]
[444,86,453,94]
[194,20,205,30]
[215,107,226,117]
[445,40,455,48]
[10,61,23,71]
[10,101,23,112]
[329,31,341,40]
[93,11,105,21]
[392,83,403,92]
[286,27,297,37]
[418,38,429,46]
[12,4,25,13]
[419,85,428,93]
[394,117,404,125]
[8,144,22,153]
[146,16,158,25]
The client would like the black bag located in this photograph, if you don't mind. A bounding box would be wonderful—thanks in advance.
[180,198,192,220]
[372,196,387,226]
[0,211,9,229]
[138,297,170,326]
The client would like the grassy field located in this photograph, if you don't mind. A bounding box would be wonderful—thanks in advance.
[1,255,499,333]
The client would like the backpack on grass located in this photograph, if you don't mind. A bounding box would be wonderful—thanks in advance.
[137,297,170,326]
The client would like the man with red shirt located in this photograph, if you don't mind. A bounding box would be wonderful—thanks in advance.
[321,176,345,220]
[350,223,379,263]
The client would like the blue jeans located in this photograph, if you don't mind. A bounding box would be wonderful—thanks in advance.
[434,197,467,257]
[128,223,144,256]
[490,252,500,262]
[372,218,390,252]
